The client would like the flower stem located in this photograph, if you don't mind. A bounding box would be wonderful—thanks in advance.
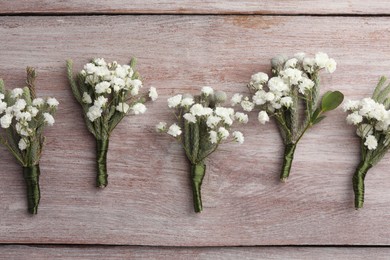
[96,138,109,188]
[280,143,297,182]
[191,163,206,213]
[23,164,40,214]
[352,160,372,209]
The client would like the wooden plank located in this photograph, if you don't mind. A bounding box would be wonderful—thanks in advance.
[1,15,390,246]
[2,245,390,260]
[1,1,390,15]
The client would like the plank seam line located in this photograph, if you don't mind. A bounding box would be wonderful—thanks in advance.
[1,13,390,17]
[1,244,390,248]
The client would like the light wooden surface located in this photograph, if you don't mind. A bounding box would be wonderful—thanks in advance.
[1,16,390,247]
[1,0,390,14]
[1,245,390,260]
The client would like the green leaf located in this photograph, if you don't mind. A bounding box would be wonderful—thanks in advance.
[0,79,5,93]
[312,115,326,125]
[310,107,322,122]
[321,91,344,112]
[130,57,137,68]
[66,59,82,104]
[372,76,387,101]
[23,87,32,106]
[378,83,390,103]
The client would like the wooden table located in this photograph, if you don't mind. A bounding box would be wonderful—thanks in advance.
[1,1,390,259]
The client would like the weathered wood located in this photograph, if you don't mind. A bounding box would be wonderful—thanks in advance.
[2,245,390,260]
[1,0,390,15]
[1,16,390,246]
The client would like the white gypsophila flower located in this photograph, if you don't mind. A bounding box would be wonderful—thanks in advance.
[167,94,182,108]
[32,98,44,107]
[241,98,255,112]
[13,99,27,112]
[364,135,378,150]
[131,85,140,96]
[27,106,38,117]
[94,96,108,108]
[264,92,275,102]
[115,66,127,78]
[15,122,30,136]
[132,103,147,115]
[271,100,282,110]
[325,58,337,73]
[149,87,158,101]
[183,113,196,123]
[190,103,213,117]
[234,112,248,123]
[87,105,103,122]
[95,81,111,94]
[116,102,129,113]
[130,79,143,89]
[294,52,306,61]
[18,138,28,151]
[11,88,23,99]
[43,112,55,126]
[284,58,298,68]
[82,92,92,104]
[281,68,302,85]
[47,97,59,107]
[209,130,218,144]
[258,111,269,124]
[346,111,363,125]
[268,76,289,94]
[218,127,229,140]
[298,77,315,94]
[16,112,32,122]
[84,63,96,74]
[0,93,4,100]
[215,107,234,125]
[201,86,214,96]
[0,114,12,128]
[356,124,373,138]
[233,131,244,144]
[303,57,315,73]
[231,93,243,106]
[280,96,293,108]
[315,52,329,68]
[111,77,126,92]
[206,115,222,128]
[0,101,6,114]
[167,123,182,137]
[156,121,167,132]
[181,97,194,107]
[94,66,110,77]
[93,58,107,67]
[250,72,269,90]
[252,90,267,105]
[343,100,360,112]
[85,74,100,85]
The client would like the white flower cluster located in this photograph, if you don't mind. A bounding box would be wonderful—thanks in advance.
[0,88,58,151]
[344,98,390,150]
[80,58,157,122]
[234,52,336,124]
[157,87,247,145]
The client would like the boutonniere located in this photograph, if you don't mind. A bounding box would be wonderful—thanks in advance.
[344,77,390,208]
[233,52,343,182]
[0,68,58,214]
[157,87,247,213]
[66,58,157,188]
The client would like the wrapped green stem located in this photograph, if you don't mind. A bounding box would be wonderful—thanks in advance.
[353,160,372,209]
[191,163,206,213]
[280,143,297,182]
[23,165,40,215]
[96,138,109,188]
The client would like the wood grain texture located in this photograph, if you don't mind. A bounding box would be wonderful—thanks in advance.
[2,245,390,260]
[1,15,390,246]
[1,0,390,15]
